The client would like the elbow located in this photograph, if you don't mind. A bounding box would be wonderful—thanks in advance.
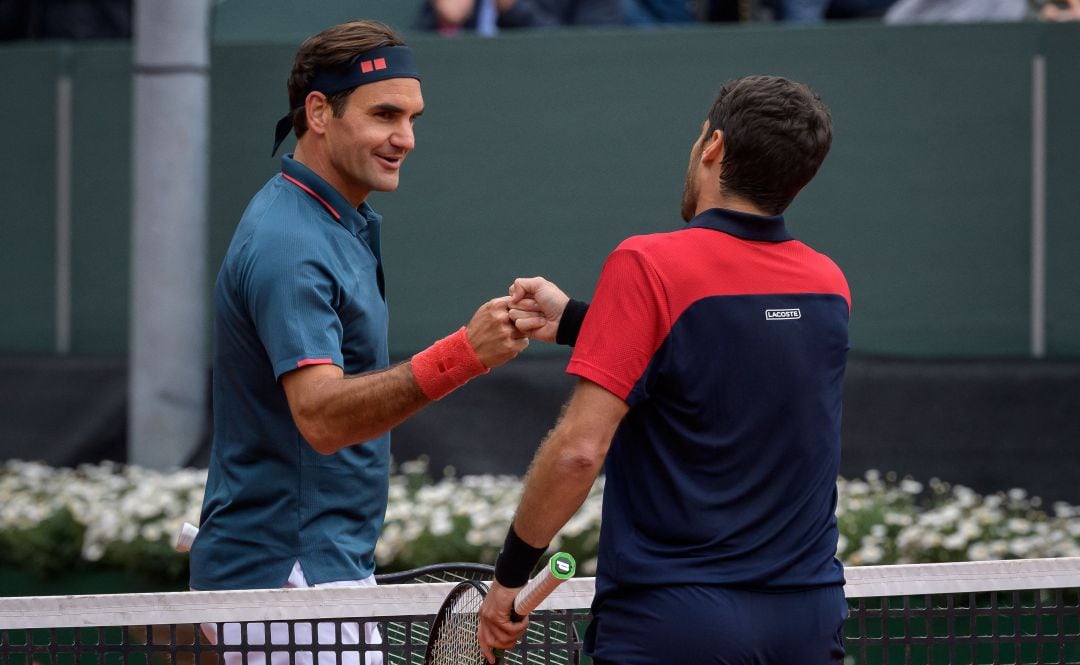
[306,436,340,456]
[298,423,339,455]
[295,411,378,455]
[293,410,344,455]
[553,443,606,480]
[549,419,612,480]
[556,455,603,482]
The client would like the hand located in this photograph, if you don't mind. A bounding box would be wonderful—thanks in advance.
[477,581,528,663]
[465,296,529,369]
[494,0,517,13]
[432,0,477,26]
[507,276,569,343]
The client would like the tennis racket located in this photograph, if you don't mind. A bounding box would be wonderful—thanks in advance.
[423,552,577,665]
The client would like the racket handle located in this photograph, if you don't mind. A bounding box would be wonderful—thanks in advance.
[493,552,576,661]
[511,551,577,619]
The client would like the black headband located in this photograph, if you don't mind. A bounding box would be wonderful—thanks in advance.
[272,45,420,156]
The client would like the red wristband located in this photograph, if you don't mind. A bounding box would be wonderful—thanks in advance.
[411,327,489,401]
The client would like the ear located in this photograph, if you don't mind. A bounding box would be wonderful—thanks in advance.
[304,91,332,136]
[700,129,724,165]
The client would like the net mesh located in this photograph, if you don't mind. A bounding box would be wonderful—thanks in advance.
[1,558,1078,665]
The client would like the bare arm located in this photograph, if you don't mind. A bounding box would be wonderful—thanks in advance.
[513,379,627,544]
[282,296,527,455]
[281,361,426,455]
[477,379,627,659]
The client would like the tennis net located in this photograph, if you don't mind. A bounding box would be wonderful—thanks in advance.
[1,557,1078,665]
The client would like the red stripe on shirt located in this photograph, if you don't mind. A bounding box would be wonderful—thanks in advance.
[297,358,334,368]
[282,174,341,221]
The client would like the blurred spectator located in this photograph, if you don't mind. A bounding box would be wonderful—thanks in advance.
[883,0,1027,23]
[825,0,898,18]
[700,0,743,21]
[771,0,833,22]
[0,0,131,40]
[699,0,896,23]
[623,0,697,25]
[416,0,623,35]
[1040,0,1080,20]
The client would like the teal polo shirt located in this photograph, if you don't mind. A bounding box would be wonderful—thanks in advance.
[190,155,390,590]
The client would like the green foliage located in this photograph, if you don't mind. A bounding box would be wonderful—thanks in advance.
[0,507,87,577]
[101,537,191,587]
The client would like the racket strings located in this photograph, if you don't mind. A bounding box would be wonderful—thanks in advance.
[428,587,485,665]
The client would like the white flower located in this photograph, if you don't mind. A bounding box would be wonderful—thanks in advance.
[1007,518,1032,535]
[900,479,923,495]
[1008,538,1032,557]
[5,461,1080,575]
[943,532,968,551]
[920,531,942,549]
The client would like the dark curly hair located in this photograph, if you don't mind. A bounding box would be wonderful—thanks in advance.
[706,76,832,215]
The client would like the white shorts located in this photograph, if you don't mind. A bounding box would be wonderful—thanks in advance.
[198,561,384,665]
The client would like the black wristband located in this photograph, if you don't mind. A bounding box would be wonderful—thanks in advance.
[555,299,590,347]
[494,525,547,588]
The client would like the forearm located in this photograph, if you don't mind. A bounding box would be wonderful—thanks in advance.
[293,361,430,454]
[512,424,604,546]
[287,301,522,454]
[511,380,623,547]
[290,327,489,453]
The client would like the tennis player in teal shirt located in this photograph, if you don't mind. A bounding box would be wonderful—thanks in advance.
[189,19,528,664]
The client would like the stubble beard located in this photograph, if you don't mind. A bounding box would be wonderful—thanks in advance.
[680,163,697,222]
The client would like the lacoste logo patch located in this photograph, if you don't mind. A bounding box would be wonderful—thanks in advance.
[765,308,801,321]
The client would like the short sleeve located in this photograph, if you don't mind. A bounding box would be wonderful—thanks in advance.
[244,245,345,380]
[566,245,670,402]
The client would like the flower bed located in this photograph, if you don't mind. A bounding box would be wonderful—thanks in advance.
[1,458,1078,591]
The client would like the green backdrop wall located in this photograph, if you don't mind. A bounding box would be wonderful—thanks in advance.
[2,21,1078,358]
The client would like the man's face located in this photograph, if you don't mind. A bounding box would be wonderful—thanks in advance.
[324,78,424,202]
[680,121,709,222]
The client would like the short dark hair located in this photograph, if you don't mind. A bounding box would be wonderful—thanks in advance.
[706,75,832,215]
[286,20,406,139]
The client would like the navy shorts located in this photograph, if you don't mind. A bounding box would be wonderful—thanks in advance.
[585,584,847,665]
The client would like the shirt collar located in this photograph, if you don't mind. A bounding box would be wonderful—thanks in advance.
[280,154,382,236]
[686,207,792,243]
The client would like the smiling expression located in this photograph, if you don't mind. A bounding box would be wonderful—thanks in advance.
[321,77,424,205]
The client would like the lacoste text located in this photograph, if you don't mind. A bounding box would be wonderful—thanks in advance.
[765,309,801,321]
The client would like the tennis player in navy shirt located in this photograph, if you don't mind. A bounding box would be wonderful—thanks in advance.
[478,75,850,664]
[189,20,527,664]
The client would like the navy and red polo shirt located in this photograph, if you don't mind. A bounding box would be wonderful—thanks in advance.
[567,207,851,600]
[190,155,391,591]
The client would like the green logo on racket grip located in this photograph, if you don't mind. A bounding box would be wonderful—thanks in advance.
[549,552,576,579]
